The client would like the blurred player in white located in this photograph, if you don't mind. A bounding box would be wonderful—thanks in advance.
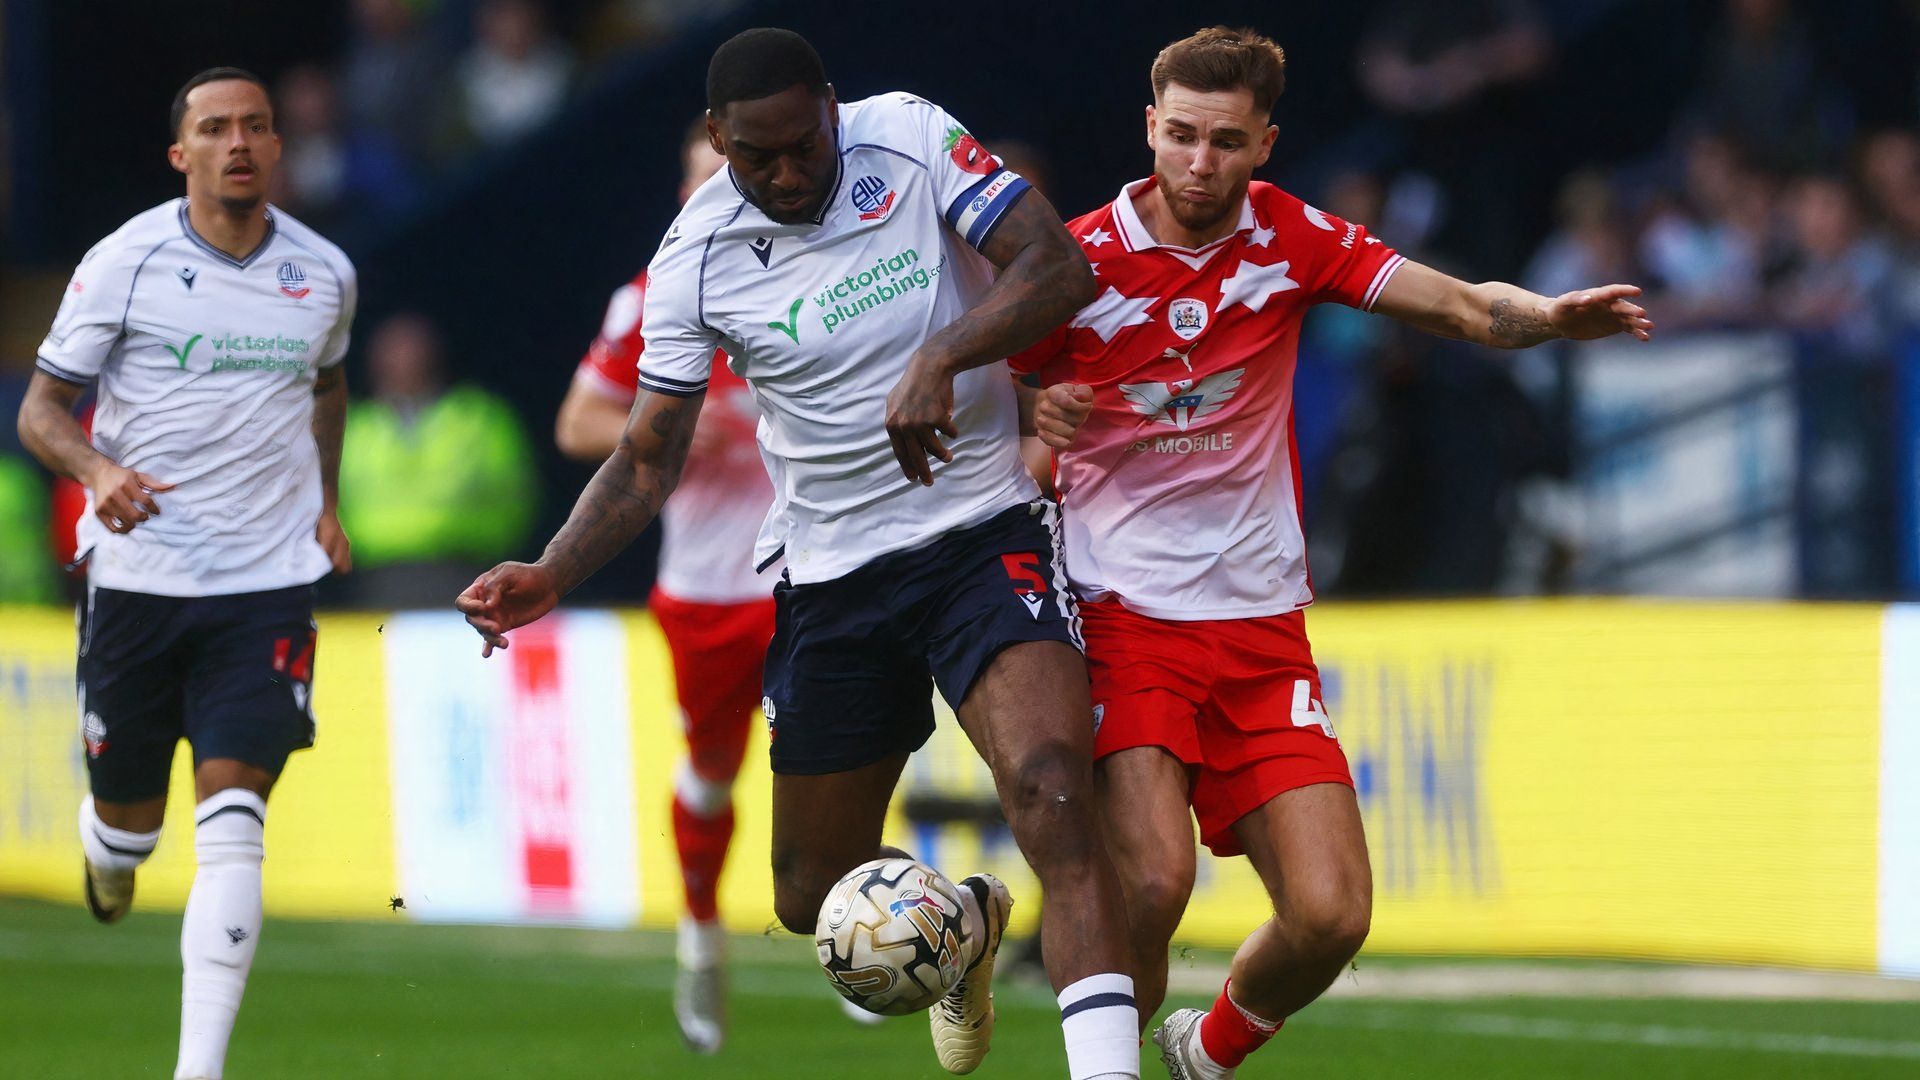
[1018,28,1653,1080]
[464,28,1136,1079]
[14,68,356,1080]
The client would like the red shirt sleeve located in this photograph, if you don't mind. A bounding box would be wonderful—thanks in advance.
[1262,187,1404,312]
[574,273,647,402]
[1008,323,1069,381]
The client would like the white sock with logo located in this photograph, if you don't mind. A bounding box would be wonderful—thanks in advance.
[175,789,266,1080]
[80,794,160,873]
[1059,972,1141,1079]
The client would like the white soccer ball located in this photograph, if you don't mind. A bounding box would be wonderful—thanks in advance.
[815,857,972,1016]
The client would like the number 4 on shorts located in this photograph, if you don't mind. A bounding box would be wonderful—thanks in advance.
[1291,679,1336,740]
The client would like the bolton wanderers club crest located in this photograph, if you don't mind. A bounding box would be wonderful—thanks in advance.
[82,711,108,758]
[850,175,896,221]
[277,260,310,299]
[1168,297,1209,341]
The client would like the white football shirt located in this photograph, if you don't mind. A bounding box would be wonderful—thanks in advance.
[637,93,1039,584]
[36,199,358,597]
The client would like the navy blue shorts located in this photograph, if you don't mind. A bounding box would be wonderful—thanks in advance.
[763,500,1082,776]
[77,584,319,802]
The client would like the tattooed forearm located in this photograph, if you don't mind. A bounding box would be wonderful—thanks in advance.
[17,371,110,484]
[311,365,347,508]
[538,394,697,595]
[1488,298,1557,348]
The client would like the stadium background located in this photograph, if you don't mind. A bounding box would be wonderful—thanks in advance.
[3,0,1920,1075]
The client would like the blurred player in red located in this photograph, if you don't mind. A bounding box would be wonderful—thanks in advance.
[554,121,785,1053]
[1017,28,1653,1080]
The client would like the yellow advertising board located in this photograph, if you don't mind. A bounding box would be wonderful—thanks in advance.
[0,600,1894,973]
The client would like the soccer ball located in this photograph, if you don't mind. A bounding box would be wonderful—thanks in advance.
[816,857,972,1016]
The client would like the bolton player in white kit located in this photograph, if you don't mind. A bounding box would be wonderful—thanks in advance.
[460,28,1141,1079]
[15,68,356,1080]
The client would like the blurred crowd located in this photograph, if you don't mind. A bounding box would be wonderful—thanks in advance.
[1294,0,1920,596]
[4,0,1919,605]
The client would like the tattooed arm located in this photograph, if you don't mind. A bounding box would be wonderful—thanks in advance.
[456,390,701,654]
[1372,260,1654,349]
[312,364,352,573]
[886,190,1098,484]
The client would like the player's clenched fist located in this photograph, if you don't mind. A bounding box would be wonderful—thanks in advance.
[86,461,174,534]
[885,352,959,486]
[1033,383,1095,449]
[456,562,560,656]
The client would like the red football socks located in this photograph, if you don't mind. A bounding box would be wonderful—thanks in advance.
[1197,980,1281,1068]
[671,795,735,923]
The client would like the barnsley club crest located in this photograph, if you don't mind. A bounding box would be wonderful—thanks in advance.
[1167,297,1209,341]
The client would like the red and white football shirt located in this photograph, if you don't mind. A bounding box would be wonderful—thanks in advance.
[575,271,774,605]
[1012,180,1403,620]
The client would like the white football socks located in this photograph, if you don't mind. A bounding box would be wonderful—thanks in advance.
[79,794,160,872]
[175,789,266,1080]
[677,914,726,972]
[1058,972,1141,1079]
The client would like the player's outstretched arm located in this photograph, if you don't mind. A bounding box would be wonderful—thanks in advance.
[456,389,702,655]
[1372,260,1654,348]
[886,192,1099,484]
[17,370,174,535]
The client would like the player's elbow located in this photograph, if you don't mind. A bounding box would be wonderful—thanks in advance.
[553,398,616,463]
[553,415,595,462]
[1057,251,1098,310]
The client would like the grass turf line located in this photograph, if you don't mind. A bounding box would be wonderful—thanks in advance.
[2,898,1916,1078]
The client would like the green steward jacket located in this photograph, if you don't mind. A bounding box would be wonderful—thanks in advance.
[338,385,537,567]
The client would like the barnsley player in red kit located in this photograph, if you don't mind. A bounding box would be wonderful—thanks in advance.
[1017,28,1654,1080]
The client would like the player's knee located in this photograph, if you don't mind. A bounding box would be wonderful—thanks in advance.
[1293,883,1371,964]
[1002,743,1098,855]
[1125,859,1196,934]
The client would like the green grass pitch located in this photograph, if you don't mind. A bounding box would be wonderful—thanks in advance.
[2,898,1916,1077]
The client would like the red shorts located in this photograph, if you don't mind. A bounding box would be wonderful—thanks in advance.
[649,586,776,781]
[1081,599,1352,857]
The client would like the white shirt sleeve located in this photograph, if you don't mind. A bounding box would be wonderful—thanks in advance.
[318,257,359,368]
[901,97,1032,252]
[36,242,139,384]
[636,230,721,397]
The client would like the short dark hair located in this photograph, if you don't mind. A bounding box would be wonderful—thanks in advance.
[169,66,272,140]
[1151,27,1287,117]
[706,28,828,113]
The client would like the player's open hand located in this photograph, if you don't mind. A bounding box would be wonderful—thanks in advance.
[87,462,175,534]
[1034,383,1095,449]
[316,509,352,575]
[886,353,958,486]
[455,562,559,657]
[1546,284,1655,342]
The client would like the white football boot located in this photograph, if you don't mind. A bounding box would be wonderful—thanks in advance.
[674,917,726,1054]
[929,873,1012,1074]
[82,859,133,924]
[1153,1007,1233,1079]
